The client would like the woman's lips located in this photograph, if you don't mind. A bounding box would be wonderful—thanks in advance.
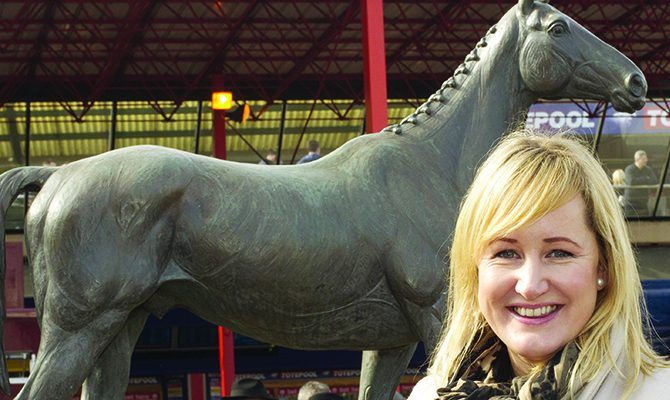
[508,304,562,325]
[513,305,557,317]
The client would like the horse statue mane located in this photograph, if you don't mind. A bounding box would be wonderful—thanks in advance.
[385,24,500,137]
[0,1,647,399]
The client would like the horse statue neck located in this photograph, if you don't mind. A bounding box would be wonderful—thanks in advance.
[389,9,537,191]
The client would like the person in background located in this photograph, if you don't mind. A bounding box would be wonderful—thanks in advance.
[297,140,321,164]
[297,381,330,400]
[258,149,278,165]
[611,168,626,207]
[611,168,625,186]
[623,149,657,216]
[408,130,670,399]
[223,378,275,400]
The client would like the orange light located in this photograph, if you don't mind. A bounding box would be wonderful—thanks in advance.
[212,91,233,110]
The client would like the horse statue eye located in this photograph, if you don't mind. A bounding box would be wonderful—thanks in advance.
[549,22,567,36]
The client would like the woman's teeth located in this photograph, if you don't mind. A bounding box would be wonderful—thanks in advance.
[513,305,557,317]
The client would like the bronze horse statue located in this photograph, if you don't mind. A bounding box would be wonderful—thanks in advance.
[0,1,647,399]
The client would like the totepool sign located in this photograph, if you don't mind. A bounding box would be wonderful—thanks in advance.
[526,103,599,133]
[526,102,670,135]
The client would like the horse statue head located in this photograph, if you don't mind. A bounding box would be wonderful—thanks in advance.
[392,0,647,194]
[517,0,646,111]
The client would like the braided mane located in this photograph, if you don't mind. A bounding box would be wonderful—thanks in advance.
[383,24,499,135]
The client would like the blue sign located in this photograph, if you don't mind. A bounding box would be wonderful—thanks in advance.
[604,102,670,134]
[526,103,601,135]
[526,101,670,135]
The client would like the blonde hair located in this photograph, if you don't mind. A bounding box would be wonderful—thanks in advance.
[429,130,667,397]
[612,169,625,186]
[298,381,330,400]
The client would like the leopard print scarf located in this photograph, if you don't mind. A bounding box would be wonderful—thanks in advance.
[436,337,579,400]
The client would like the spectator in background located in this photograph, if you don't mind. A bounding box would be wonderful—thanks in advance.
[298,381,330,400]
[224,378,275,400]
[258,149,278,165]
[298,140,321,164]
[612,169,625,186]
[611,168,626,207]
[624,149,657,216]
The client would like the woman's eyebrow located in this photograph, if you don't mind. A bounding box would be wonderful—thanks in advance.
[544,236,582,249]
[493,237,517,243]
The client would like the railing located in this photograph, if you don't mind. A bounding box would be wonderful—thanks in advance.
[612,184,670,218]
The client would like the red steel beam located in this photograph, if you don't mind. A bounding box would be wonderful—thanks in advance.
[361,0,388,133]
[0,1,55,104]
[181,1,260,103]
[211,73,235,395]
[265,0,360,104]
[86,1,159,104]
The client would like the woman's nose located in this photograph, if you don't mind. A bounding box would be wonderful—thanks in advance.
[514,258,549,299]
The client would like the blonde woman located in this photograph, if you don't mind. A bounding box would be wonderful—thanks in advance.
[409,131,670,399]
[612,168,626,207]
[612,168,626,186]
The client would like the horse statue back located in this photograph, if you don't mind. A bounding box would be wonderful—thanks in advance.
[0,1,647,399]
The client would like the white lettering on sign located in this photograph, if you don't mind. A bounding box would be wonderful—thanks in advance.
[645,109,670,127]
[333,370,361,377]
[129,377,159,384]
[526,111,596,129]
[280,371,318,379]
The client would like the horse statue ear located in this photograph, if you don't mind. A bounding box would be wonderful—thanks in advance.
[518,0,534,15]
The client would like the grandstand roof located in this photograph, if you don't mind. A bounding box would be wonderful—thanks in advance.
[0,1,669,165]
[1,1,669,106]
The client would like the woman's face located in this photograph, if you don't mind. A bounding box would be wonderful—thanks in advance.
[477,196,603,375]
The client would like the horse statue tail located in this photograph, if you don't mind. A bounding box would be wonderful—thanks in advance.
[0,166,57,395]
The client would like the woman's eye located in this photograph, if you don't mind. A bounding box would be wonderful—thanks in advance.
[548,249,574,258]
[495,249,518,259]
[549,22,567,36]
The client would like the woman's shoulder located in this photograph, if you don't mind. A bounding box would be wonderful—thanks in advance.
[407,375,438,400]
[633,366,670,398]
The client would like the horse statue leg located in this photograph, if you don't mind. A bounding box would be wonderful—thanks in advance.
[403,297,444,354]
[359,239,446,399]
[80,308,150,400]
[358,300,443,400]
[15,228,165,399]
[359,344,418,400]
[15,303,134,399]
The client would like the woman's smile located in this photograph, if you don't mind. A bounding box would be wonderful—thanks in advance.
[507,304,563,328]
[511,304,559,318]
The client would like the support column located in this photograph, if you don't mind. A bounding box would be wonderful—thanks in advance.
[361,0,388,134]
[212,74,228,159]
[108,101,117,151]
[4,240,40,393]
[218,327,235,396]
[187,372,207,400]
[211,74,235,395]
[5,241,23,310]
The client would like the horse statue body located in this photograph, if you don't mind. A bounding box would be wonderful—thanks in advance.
[0,1,647,399]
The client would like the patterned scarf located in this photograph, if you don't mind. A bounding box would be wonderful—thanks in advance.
[436,337,580,400]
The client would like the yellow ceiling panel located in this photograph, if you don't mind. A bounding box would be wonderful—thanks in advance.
[0,99,420,166]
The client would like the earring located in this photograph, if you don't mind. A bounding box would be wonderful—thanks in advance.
[597,278,605,288]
